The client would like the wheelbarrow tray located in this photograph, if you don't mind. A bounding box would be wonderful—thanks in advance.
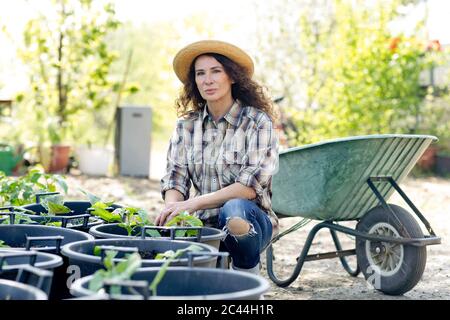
[272,134,437,221]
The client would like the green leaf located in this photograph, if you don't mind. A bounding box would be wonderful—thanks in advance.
[145,229,161,238]
[79,189,101,205]
[53,175,68,194]
[89,270,107,292]
[0,240,10,248]
[87,251,142,295]
[90,202,121,223]
[115,252,141,278]
[165,215,182,227]
[46,202,71,215]
[45,221,62,227]
[137,209,151,224]
[182,215,203,227]
[154,250,175,260]
[174,229,187,237]
[40,194,65,208]
[103,250,118,271]
[149,244,202,295]
[30,172,42,183]
[93,246,102,257]
[165,211,203,237]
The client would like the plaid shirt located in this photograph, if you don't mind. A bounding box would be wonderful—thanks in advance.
[160,100,279,229]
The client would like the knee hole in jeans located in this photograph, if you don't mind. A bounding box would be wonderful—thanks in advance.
[226,217,251,236]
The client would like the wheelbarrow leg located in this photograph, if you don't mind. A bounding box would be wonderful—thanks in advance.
[266,222,328,287]
[329,229,360,277]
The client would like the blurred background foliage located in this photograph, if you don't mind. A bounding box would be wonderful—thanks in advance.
[252,0,449,146]
[0,0,449,165]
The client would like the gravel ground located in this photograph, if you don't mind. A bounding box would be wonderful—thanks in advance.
[65,174,450,300]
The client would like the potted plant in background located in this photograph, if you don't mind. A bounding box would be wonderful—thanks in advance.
[46,120,72,173]
[76,141,114,177]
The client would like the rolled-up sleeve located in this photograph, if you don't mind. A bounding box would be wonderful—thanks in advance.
[160,121,191,200]
[235,119,279,197]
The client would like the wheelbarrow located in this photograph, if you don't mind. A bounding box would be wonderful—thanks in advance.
[266,134,441,295]
[0,143,35,176]
[0,143,26,176]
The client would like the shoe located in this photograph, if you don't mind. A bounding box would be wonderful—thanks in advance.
[231,262,261,275]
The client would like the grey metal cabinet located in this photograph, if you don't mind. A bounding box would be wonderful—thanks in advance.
[115,106,152,177]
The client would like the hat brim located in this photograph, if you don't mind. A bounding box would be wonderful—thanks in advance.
[173,40,254,84]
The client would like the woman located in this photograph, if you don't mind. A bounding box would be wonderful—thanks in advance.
[157,40,279,274]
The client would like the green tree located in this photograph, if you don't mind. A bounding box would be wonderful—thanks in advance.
[107,14,234,148]
[107,21,180,145]
[253,0,446,146]
[299,0,430,141]
[17,0,122,148]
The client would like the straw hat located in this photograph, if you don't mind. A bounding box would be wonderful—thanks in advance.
[173,40,254,84]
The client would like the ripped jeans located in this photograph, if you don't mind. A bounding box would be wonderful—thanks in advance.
[218,198,273,269]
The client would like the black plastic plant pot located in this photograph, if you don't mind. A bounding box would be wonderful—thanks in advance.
[0,279,48,300]
[70,266,270,300]
[0,249,63,281]
[88,224,226,250]
[0,250,61,297]
[61,238,218,277]
[0,225,94,251]
[0,225,94,300]
[20,201,122,231]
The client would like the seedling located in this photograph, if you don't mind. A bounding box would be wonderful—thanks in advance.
[88,250,142,296]
[37,194,73,227]
[88,244,203,297]
[40,194,71,215]
[80,189,121,221]
[0,207,62,227]
[1,210,35,225]
[88,202,122,223]
[115,207,151,236]
[81,189,160,237]
[148,244,202,295]
[0,166,68,207]
[165,211,204,237]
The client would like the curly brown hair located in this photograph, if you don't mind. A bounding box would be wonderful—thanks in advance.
[175,53,278,121]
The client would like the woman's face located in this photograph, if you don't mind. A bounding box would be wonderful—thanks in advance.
[194,55,234,105]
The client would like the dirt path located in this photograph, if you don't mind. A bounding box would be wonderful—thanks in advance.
[65,175,450,300]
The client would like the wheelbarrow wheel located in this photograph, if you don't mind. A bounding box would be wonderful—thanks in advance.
[356,204,426,295]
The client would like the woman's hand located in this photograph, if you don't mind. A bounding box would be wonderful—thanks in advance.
[155,198,201,226]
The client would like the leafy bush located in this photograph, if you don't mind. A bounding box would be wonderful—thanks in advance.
[0,165,68,206]
[255,0,449,146]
